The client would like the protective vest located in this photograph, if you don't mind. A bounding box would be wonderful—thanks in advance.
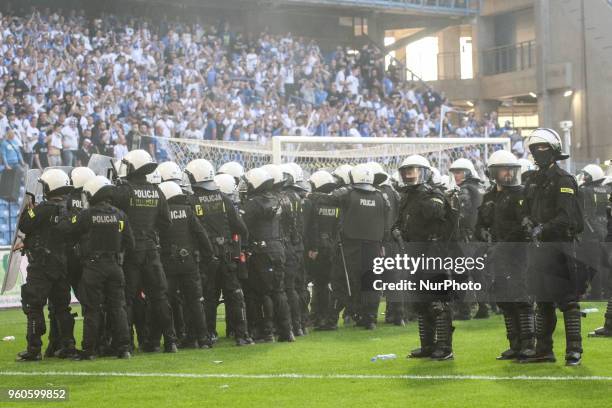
[67,189,85,216]
[80,203,124,255]
[23,200,67,262]
[342,189,385,241]
[248,192,282,242]
[161,202,196,253]
[123,181,162,243]
[492,186,526,242]
[192,188,230,241]
[282,188,304,244]
[312,198,340,250]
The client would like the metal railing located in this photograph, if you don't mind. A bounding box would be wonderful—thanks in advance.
[481,40,536,76]
[285,0,479,15]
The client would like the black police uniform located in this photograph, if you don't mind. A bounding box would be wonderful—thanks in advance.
[190,186,250,343]
[455,177,487,319]
[160,194,214,347]
[578,178,611,300]
[243,189,293,341]
[304,194,340,329]
[279,186,306,335]
[523,163,584,363]
[113,175,176,351]
[316,185,389,329]
[475,185,535,360]
[17,197,75,360]
[61,200,134,357]
[45,188,84,357]
[377,183,403,325]
[588,182,612,337]
[394,183,455,359]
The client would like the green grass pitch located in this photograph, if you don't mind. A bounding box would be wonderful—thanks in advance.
[0,303,611,408]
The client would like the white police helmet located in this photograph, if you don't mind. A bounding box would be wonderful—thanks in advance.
[367,161,389,186]
[158,181,184,201]
[217,161,244,181]
[332,164,353,186]
[214,173,238,195]
[245,168,274,193]
[119,149,157,177]
[309,170,336,193]
[40,168,72,197]
[261,164,285,187]
[157,161,182,182]
[185,159,217,190]
[488,150,521,187]
[70,167,96,189]
[577,164,605,186]
[449,158,479,181]
[398,155,432,186]
[525,128,569,160]
[83,175,113,202]
[350,163,375,191]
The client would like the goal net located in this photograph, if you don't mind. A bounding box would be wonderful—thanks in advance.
[137,135,512,179]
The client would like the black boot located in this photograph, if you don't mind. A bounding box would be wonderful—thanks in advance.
[409,314,435,358]
[521,303,556,363]
[431,311,454,361]
[588,300,612,337]
[563,307,583,367]
[16,350,42,362]
[517,305,536,361]
[497,309,520,360]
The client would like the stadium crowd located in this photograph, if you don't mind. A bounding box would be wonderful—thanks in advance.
[0,6,522,175]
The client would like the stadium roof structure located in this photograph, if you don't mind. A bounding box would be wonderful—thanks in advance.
[279,0,480,16]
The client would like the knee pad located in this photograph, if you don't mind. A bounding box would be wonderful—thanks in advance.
[21,284,45,315]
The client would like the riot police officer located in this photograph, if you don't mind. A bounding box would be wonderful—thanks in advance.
[113,150,177,353]
[185,159,252,346]
[268,164,307,336]
[305,171,340,330]
[158,181,216,349]
[16,169,75,361]
[215,172,248,338]
[368,162,403,326]
[394,155,455,360]
[521,128,585,366]
[590,175,612,337]
[313,163,389,330]
[61,176,134,360]
[45,167,96,358]
[475,150,535,361]
[242,167,294,342]
[576,164,610,301]
[449,158,486,319]
[281,163,312,332]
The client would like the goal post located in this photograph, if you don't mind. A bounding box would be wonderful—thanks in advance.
[271,136,512,177]
[138,134,512,178]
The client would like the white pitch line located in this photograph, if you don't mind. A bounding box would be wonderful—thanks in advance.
[1,371,612,382]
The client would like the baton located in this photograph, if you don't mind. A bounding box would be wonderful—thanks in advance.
[338,241,352,297]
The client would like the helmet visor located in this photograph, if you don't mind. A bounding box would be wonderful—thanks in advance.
[400,166,431,186]
[489,165,521,187]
